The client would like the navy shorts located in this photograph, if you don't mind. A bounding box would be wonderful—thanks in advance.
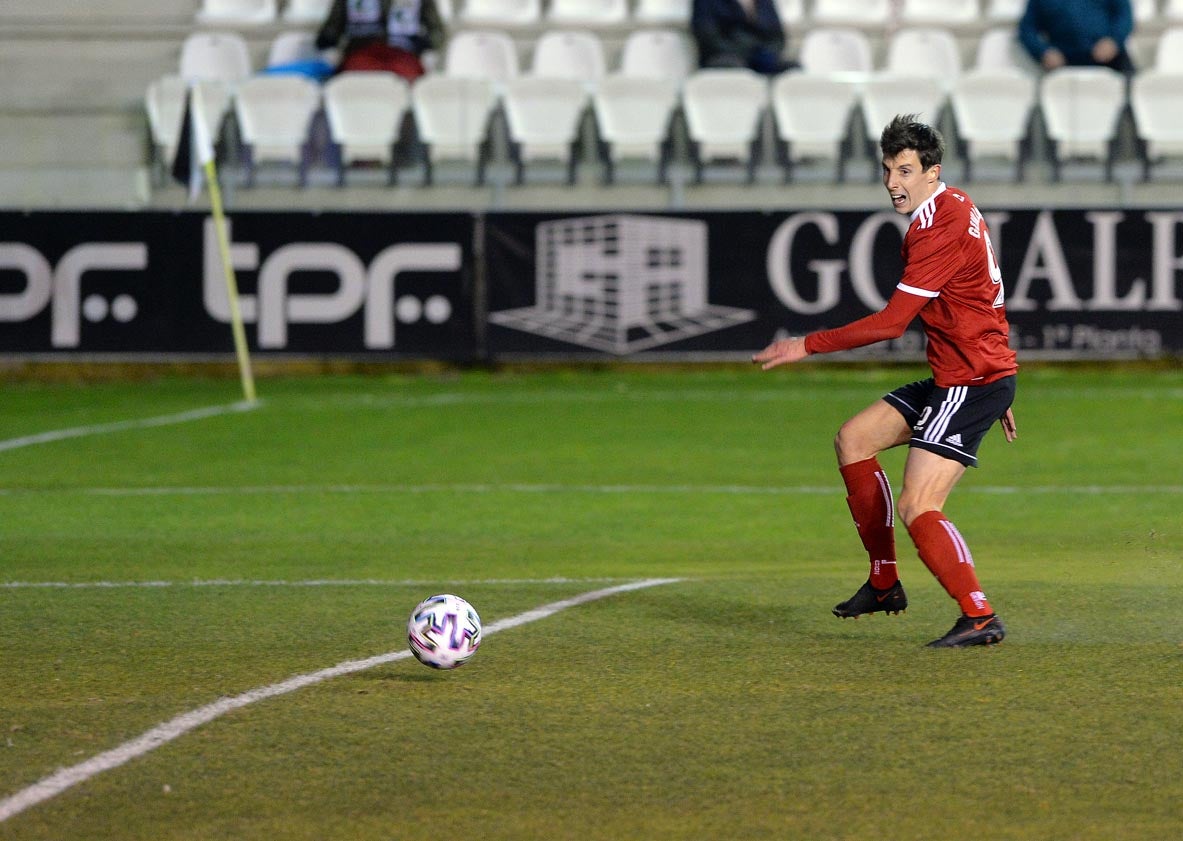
[883,375,1016,467]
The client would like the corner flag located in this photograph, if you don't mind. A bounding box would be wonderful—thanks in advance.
[171,84,257,404]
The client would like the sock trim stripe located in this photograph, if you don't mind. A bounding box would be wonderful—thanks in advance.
[938,518,975,568]
[874,470,895,528]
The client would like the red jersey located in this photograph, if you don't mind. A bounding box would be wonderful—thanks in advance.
[805,184,1018,387]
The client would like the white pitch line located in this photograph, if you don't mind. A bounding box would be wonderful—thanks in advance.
[0,401,260,454]
[1,482,1180,498]
[0,577,632,590]
[0,577,683,824]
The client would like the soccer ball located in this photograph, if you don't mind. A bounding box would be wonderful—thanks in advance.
[407,594,482,670]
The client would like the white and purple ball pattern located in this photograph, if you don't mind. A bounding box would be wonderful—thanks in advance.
[407,594,482,669]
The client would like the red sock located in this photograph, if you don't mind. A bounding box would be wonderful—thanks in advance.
[839,458,898,589]
[906,510,993,617]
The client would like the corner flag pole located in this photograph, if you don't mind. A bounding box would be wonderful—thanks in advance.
[191,85,257,404]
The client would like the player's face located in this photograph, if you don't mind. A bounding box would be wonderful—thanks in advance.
[882,149,941,215]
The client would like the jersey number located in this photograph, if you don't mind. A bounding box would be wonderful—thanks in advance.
[984,231,1004,308]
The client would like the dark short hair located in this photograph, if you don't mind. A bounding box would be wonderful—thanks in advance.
[880,114,944,170]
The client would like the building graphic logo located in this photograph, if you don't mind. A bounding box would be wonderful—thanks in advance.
[489,214,756,354]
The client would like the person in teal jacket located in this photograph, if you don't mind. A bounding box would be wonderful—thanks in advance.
[1018,0,1135,73]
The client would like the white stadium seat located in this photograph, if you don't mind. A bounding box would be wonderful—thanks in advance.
[502,76,589,184]
[266,30,321,69]
[885,27,962,91]
[1130,70,1183,179]
[900,0,980,25]
[771,71,858,181]
[1039,66,1126,181]
[619,29,694,82]
[410,74,499,184]
[179,32,253,83]
[460,0,541,25]
[195,0,277,25]
[985,0,1025,20]
[776,0,805,24]
[145,76,233,182]
[592,74,679,182]
[951,69,1037,180]
[681,68,769,182]
[975,26,1039,74]
[445,29,520,83]
[633,0,691,24]
[798,28,873,75]
[233,74,322,186]
[812,0,892,25]
[1155,27,1183,72]
[547,0,628,24]
[282,0,331,23]
[858,74,947,168]
[323,71,410,184]
[531,29,607,88]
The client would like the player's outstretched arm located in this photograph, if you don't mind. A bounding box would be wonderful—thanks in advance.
[752,336,809,370]
[999,408,1017,443]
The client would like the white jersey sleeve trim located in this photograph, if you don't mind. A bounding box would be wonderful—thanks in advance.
[897,282,940,298]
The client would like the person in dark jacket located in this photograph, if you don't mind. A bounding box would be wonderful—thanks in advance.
[691,0,796,75]
[1018,0,1135,73]
[317,0,445,81]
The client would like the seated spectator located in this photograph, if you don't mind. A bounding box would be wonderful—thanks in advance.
[1018,0,1135,74]
[316,0,445,81]
[691,0,797,75]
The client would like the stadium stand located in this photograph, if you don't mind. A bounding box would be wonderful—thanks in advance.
[1,0,1181,209]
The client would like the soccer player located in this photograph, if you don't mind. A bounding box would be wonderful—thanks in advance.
[753,114,1018,648]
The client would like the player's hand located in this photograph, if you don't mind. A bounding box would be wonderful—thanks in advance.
[1042,48,1066,70]
[999,408,1017,443]
[1092,37,1119,63]
[752,337,809,370]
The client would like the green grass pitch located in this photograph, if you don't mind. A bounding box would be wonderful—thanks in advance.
[0,364,1180,840]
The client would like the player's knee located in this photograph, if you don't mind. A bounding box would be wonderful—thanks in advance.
[834,420,871,464]
[897,492,939,528]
